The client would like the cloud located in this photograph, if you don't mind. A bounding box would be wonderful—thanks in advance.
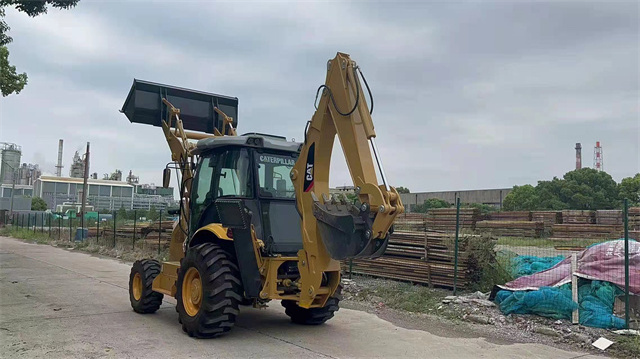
[0,1,637,197]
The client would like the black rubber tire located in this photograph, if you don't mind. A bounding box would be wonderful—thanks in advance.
[176,243,243,338]
[281,285,342,325]
[129,259,164,314]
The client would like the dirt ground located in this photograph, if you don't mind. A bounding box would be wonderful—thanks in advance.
[341,276,639,358]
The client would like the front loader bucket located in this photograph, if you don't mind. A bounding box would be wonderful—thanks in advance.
[312,202,389,260]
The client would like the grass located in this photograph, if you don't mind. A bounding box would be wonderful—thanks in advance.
[355,278,449,313]
[496,237,606,248]
[0,227,52,244]
[496,237,556,247]
[611,334,640,358]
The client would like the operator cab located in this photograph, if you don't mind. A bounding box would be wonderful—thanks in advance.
[190,134,303,255]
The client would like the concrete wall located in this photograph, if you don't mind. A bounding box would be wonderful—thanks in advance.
[400,188,512,212]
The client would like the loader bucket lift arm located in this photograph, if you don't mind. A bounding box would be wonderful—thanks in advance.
[120,79,238,261]
[292,52,404,306]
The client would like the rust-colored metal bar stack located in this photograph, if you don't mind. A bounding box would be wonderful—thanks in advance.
[531,211,562,235]
[550,224,623,241]
[475,220,544,238]
[343,230,476,289]
[488,211,532,221]
[562,210,596,224]
[424,208,479,231]
[596,210,623,225]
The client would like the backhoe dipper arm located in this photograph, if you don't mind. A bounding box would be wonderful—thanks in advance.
[291,52,404,307]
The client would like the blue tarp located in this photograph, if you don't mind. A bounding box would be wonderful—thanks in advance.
[510,255,565,278]
[495,280,625,329]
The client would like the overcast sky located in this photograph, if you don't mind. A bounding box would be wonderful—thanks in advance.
[1,1,638,194]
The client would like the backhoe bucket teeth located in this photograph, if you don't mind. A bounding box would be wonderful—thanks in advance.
[312,202,389,260]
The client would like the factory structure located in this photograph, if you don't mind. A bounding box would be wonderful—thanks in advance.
[33,175,174,211]
[1,140,175,212]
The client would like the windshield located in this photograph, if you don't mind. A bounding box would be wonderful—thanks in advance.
[256,152,298,199]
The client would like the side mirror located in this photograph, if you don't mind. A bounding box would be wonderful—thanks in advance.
[162,168,171,188]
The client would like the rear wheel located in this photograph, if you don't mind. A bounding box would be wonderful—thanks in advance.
[176,243,243,338]
[281,286,342,325]
[129,259,163,313]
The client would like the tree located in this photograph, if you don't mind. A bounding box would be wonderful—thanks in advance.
[148,205,159,221]
[0,45,26,95]
[535,177,568,210]
[619,173,640,206]
[31,196,47,211]
[117,206,127,221]
[0,1,79,96]
[413,198,451,213]
[502,184,539,211]
[465,202,497,215]
[561,168,618,210]
[395,186,410,194]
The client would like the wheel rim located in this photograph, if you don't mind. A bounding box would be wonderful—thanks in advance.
[132,272,143,301]
[182,267,202,317]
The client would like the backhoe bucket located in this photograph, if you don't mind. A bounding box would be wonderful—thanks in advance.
[312,202,389,260]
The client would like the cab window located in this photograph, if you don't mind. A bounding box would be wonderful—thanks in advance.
[256,152,297,199]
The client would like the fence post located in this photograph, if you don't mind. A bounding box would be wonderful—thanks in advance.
[58,217,61,240]
[41,213,44,233]
[69,217,73,242]
[623,198,630,329]
[48,214,51,238]
[113,210,117,248]
[97,213,100,245]
[28,214,31,231]
[158,210,162,256]
[453,198,461,295]
[132,210,137,250]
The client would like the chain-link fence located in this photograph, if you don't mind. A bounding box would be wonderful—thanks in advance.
[3,209,174,256]
[344,198,637,331]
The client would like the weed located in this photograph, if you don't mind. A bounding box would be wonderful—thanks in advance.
[356,279,448,313]
[611,334,640,358]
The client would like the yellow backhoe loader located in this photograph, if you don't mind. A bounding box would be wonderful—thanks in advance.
[121,52,404,338]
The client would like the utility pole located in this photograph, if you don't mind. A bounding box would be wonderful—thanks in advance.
[9,171,15,218]
[80,142,90,232]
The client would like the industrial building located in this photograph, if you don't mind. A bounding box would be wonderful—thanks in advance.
[33,175,175,211]
[400,188,512,212]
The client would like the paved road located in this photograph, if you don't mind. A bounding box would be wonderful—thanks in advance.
[0,237,601,359]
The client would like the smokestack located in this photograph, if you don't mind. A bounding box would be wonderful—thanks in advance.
[56,139,64,177]
[594,141,603,171]
[575,143,582,170]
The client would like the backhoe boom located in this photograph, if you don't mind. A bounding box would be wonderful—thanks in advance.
[292,52,404,307]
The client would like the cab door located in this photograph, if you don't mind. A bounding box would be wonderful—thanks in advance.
[190,148,255,235]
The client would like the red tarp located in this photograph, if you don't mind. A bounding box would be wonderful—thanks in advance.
[499,240,640,294]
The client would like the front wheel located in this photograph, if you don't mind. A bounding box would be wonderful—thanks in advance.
[281,286,342,325]
[129,259,164,313]
[176,243,243,338]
